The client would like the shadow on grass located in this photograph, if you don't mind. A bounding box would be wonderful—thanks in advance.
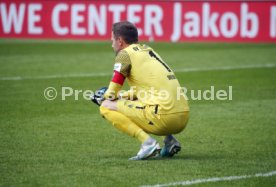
[125,153,220,162]
[97,149,221,162]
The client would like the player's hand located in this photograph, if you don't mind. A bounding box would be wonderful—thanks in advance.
[91,87,108,106]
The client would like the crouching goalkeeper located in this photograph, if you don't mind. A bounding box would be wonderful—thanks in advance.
[92,21,189,160]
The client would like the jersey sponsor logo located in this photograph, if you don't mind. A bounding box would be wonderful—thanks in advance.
[114,63,122,72]
[167,74,176,80]
[133,46,139,51]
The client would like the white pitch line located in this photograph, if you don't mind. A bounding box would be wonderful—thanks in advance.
[0,64,275,81]
[140,170,276,187]
[174,63,276,72]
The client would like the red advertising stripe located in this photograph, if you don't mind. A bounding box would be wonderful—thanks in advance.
[0,0,275,42]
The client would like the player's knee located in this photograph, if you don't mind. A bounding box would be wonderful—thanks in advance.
[99,106,110,117]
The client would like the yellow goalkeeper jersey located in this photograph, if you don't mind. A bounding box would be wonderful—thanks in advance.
[111,43,189,114]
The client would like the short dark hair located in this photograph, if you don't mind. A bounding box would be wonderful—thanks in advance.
[112,21,138,44]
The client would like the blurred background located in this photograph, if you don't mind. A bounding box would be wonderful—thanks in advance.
[0,0,275,42]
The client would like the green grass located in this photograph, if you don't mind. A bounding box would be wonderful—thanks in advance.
[0,40,276,186]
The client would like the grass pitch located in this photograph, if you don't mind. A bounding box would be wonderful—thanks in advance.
[0,40,275,186]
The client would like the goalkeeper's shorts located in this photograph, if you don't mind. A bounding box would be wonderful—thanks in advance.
[117,100,189,136]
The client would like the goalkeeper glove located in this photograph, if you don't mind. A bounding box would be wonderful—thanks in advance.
[91,86,108,106]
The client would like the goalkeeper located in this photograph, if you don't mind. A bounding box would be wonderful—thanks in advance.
[93,21,189,160]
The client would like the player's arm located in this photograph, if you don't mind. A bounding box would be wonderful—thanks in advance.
[104,71,125,100]
[104,50,131,100]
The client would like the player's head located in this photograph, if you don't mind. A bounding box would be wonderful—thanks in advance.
[111,21,138,54]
